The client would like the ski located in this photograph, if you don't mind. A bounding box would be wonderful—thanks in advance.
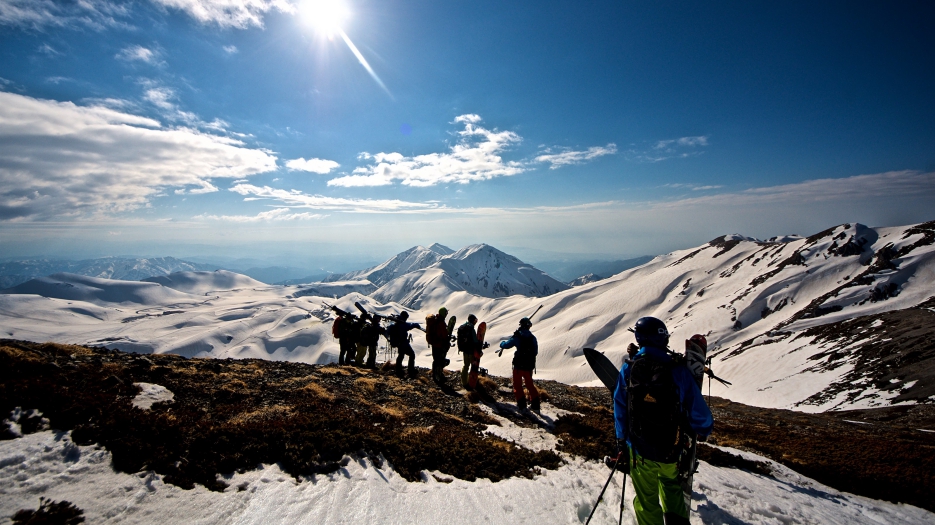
[468,321,487,389]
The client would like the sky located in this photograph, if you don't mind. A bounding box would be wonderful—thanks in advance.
[1,0,934,266]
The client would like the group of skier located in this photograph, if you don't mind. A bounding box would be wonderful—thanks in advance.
[330,304,542,410]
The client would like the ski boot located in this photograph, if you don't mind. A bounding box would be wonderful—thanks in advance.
[517,398,527,411]
[530,398,540,412]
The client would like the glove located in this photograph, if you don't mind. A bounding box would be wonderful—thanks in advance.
[698,434,708,443]
[607,439,628,474]
[499,341,507,349]
[483,341,490,349]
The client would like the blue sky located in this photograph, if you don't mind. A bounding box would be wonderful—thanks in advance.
[1,0,934,265]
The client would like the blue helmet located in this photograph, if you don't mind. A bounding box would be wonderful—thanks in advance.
[632,317,669,348]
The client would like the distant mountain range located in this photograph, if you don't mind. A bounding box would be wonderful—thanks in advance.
[0,257,218,289]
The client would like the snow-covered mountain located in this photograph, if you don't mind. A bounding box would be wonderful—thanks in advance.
[1,221,933,413]
[568,273,603,286]
[371,244,570,308]
[324,243,454,286]
[142,270,266,295]
[0,257,217,288]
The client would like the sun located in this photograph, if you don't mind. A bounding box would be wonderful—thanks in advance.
[298,0,351,38]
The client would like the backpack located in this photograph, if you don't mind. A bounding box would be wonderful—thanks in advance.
[626,354,683,463]
[456,323,473,353]
[425,314,440,345]
[331,316,342,338]
[388,322,408,348]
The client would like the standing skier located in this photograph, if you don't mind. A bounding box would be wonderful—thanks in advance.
[457,314,480,389]
[426,307,451,383]
[334,311,357,366]
[358,313,384,369]
[500,317,540,411]
[388,311,421,377]
[614,317,712,525]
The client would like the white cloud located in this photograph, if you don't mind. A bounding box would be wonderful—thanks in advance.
[627,135,709,163]
[535,143,617,169]
[0,0,130,29]
[663,183,723,191]
[143,86,177,110]
[229,183,440,213]
[116,45,161,65]
[328,114,524,187]
[150,0,295,29]
[285,157,340,174]
[0,91,277,221]
[223,45,238,54]
[195,207,326,222]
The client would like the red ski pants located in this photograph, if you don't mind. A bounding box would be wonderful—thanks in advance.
[512,369,539,402]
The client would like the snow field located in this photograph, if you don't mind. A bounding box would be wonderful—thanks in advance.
[2,406,933,525]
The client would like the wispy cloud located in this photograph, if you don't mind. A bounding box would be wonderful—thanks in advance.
[195,208,326,222]
[285,157,340,174]
[535,143,617,169]
[0,91,277,221]
[223,45,238,54]
[627,135,709,163]
[149,0,295,29]
[328,114,524,188]
[229,183,441,213]
[116,45,162,65]
[0,0,130,30]
[664,183,723,191]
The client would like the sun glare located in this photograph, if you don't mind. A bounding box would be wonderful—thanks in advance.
[299,0,350,37]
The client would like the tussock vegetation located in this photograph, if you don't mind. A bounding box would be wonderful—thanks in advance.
[0,340,560,490]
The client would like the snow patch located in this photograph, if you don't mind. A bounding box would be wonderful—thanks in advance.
[131,383,175,410]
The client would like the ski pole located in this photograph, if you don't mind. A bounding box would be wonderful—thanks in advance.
[618,473,627,525]
[585,456,619,525]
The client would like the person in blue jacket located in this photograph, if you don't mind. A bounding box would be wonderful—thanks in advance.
[613,317,713,525]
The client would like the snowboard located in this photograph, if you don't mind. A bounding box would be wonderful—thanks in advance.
[447,315,457,346]
[468,321,486,389]
[583,347,621,393]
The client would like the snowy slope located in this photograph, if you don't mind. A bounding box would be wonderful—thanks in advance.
[0,257,216,288]
[291,280,377,299]
[0,273,202,307]
[142,270,266,295]
[371,244,569,308]
[325,243,454,286]
[2,420,932,524]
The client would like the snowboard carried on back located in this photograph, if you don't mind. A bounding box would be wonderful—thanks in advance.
[447,315,457,346]
[468,321,486,389]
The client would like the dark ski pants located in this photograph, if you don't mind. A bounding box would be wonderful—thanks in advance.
[338,339,355,365]
[431,344,449,381]
[395,343,415,372]
[512,369,539,403]
[629,447,690,525]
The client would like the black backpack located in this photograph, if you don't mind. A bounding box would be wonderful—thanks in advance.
[456,323,472,353]
[626,353,684,463]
